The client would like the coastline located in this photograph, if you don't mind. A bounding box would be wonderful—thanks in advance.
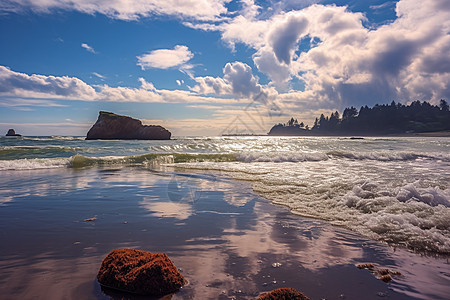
[0,167,449,299]
[267,130,450,138]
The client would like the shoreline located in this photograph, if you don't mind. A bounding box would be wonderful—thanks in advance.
[0,167,449,299]
[267,131,450,138]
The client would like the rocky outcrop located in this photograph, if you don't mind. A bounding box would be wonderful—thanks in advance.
[6,129,21,136]
[258,288,310,300]
[86,111,171,140]
[268,124,311,136]
[97,248,186,296]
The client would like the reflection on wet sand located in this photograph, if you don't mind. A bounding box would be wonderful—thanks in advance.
[0,167,448,299]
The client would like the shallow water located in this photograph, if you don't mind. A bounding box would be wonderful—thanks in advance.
[0,167,449,299]
[1,136,450,255]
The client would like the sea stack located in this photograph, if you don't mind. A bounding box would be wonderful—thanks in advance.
[86,111,171,140]
[5,129,21,136]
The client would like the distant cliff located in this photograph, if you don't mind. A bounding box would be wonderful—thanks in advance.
[86,111,171,140]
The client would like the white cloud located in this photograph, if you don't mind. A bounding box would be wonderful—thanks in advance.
[137,45,194,70]
[220,15,270,50]
[370,1,396,10]
[91,72,105,79]
[0,98,68,107]
[0,65,236,104]
[138,78,156,91]
[0,65,97,100]
[214,0,450,108]
[223,61,263,98]
[192,61,266,99]
[192,75,232,95]
[2,0,231,21]
[267,13,309,65]
[81,43,96,54]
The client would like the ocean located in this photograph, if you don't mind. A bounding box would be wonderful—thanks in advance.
[1,135,449,299]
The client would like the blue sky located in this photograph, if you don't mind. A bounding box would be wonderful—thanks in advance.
[0,0,448,136]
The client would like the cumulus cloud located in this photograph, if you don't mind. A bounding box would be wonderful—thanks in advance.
[215,0,449,108]
[1,0,230,21]
[137,45,194,70]
[223,61,263,98]
[0,65,97,100]
[192,61,266,99]
[81,43,96,54]
[0,65,235,104]
[138,78,156,91]
[267,13,309,65]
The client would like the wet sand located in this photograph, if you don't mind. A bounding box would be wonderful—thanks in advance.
[0,167,449,299]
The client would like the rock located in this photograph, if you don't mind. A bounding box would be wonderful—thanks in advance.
[258,288,310,300]
[6,129,21,136]
[356,263,375,270]
[97,248,186,296]
[356,263,401,282]
[86,111,171,140]
[379,274,392,283]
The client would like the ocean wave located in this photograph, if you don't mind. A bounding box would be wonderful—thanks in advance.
[0,157,72,170]
[0,146,79,160]
[234,151,450,163]
[70,153,237,168]
[326,150,450,162]
[0,153,238,170]
[237,152,328,162]
[341,181,450,253]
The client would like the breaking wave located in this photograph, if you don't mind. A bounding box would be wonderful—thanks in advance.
[0,153,237,170]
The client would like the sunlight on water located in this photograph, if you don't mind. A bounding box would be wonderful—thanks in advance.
[1,136,450,255]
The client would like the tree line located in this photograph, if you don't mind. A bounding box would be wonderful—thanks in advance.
[269,100,450,136]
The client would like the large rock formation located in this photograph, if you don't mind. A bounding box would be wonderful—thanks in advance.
[6,129,21,136]
[97,248,186,296]
[86,111,171,140]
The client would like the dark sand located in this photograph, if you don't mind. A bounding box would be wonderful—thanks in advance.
[0,167,449,299]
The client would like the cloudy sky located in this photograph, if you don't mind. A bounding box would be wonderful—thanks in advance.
[0,0,449,136]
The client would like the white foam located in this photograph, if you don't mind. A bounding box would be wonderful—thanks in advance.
[0,157,71,170]
[176,159,450,254]
[327,150,423,161]
[237,152,328,162]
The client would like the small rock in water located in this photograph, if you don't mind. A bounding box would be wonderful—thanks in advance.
[356,263,374,270]
[258,288,310,300]
[356,263,401,282]
[97,248,186,296]
[271,262,282,268]
[5,129,21,136]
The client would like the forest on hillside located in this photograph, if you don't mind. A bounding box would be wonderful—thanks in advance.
[269,100,450,136]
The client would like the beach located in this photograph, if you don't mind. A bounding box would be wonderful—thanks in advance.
[0,136,449,299]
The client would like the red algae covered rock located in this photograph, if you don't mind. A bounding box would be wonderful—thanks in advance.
[97,248,186,296]
[258,288,310,300]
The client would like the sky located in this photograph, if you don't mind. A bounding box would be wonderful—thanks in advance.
[0,0,449,136]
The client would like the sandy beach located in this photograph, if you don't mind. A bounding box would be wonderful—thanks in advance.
[1,166,449,299]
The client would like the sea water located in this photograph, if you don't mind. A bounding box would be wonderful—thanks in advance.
[1,135,449,255]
